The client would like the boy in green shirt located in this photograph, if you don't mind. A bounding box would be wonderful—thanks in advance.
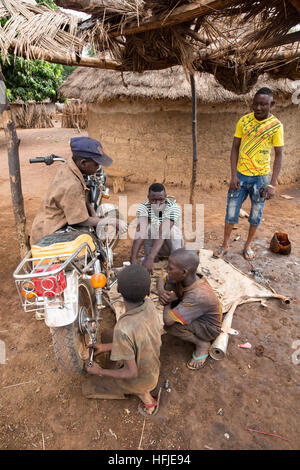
[83,264,163,416]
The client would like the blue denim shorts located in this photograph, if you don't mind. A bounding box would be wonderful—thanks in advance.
[225,172,270,226]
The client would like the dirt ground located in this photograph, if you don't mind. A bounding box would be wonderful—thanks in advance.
[0,127,299,451]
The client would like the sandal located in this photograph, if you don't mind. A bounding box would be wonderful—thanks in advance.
[187,352,208,370]
[212,246,228,259]
[243,248,255,260]
[137,388,162,417]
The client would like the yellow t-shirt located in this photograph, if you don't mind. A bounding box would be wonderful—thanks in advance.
[235,112,284,176]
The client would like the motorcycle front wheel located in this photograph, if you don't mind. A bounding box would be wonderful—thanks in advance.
[50,279,96,375]
[97,208,124,251]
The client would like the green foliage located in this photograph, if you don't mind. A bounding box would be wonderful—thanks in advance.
[1,56,64,103]
[0,1,72,102]
[61,65,77,81]
[0,17,8,27]
[35,0,58,9]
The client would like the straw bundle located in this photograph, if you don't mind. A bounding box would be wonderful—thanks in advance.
[116,26,194,72]
[14,103,54,129]
[62,99,87,129]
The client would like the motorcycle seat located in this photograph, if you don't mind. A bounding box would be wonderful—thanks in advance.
[31,231,96,262]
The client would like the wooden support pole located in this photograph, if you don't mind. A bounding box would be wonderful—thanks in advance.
[9,42,122,71]
[189,74,198,206]
[0,73,30,258]
[8,42,179,72]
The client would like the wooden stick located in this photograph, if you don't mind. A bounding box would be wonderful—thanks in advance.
[179,26,210,45]
[2,381,32,390]
[189,73,198,206]
[8,42,122,70]
[138,418,146,450]
[259,31,300,50]
[1,73,30,258]
[8,42,178,71]
[109,0,239,37]
[249,50,300,65]
[204,32,300,61]
[247,428,289,441]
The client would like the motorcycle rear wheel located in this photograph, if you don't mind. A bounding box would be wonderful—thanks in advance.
[51,279,96,375]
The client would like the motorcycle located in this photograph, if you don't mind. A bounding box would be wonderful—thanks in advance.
[13,154,125,375]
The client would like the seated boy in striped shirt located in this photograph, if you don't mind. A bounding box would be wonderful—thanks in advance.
[130,183,184,274]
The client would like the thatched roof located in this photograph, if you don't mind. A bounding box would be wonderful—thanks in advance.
[1,0,300,94]
[0,0,83,62]
[59,65,300,104]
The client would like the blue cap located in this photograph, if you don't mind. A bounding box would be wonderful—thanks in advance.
[70,137,112,167]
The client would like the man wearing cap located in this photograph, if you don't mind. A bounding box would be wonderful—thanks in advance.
[30,137,124,245]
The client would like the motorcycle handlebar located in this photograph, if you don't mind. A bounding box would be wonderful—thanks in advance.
[29,154,66,165]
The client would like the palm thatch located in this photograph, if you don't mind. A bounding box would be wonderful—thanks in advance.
[0,0,83,62]
[59,65,300,104]
[1,0,300,93]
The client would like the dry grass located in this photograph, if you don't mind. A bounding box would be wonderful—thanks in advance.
[14,104,54,129]
[0,0,83,62]
[61,100,87,130]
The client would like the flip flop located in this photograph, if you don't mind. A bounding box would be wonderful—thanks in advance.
[243,248,255,260]
[212,246,228,259]
[137,387,162,418]
[186,352,209,370]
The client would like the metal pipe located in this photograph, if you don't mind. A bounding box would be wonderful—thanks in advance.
[210,293,291,360]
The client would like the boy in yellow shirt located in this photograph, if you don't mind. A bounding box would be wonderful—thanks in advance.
[213,87,284,260]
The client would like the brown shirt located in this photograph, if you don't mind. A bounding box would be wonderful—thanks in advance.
[30,159,89,245]
[110,298,162,394]
[165,274,222,329]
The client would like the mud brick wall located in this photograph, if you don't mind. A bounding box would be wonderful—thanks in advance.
[88,99,300,189]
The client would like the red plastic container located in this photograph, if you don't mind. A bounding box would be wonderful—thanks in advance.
[33,264,67,297]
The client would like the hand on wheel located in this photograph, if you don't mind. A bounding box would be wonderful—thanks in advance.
[87,343,104,356]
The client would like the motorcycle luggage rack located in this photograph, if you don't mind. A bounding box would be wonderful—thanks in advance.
[13,243,97,313]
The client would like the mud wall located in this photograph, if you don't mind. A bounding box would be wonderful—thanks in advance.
[88,99,300,189]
